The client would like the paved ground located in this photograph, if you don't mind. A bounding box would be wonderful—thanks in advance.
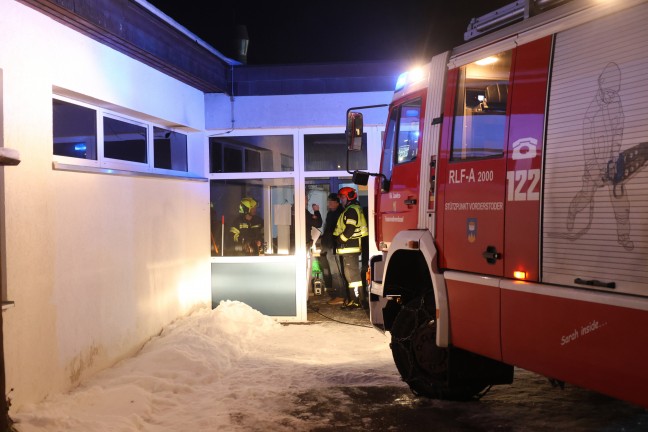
[292,373,648,432]
[306,292,372,328]
[302,294,648,431]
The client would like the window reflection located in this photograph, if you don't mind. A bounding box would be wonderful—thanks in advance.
[210,179,295,256]
[381,98,421,182]
[153,127,188,171]
[209,135,294,173]
[451,50,512,160]
[304,133,367,171]
[381,109,398,180]
[53,99,97,160]
[103,116,147,163]
[396,99,422,164]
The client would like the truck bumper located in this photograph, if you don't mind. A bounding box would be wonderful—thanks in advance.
[368,280,389,331]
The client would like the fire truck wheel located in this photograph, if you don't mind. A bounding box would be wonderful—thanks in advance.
[390,292,486,400]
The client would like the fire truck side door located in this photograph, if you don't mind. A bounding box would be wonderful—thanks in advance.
[438,51,514,276]
[376,94,426,247]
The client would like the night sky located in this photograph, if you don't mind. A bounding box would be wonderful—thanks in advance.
[146,0,513,65]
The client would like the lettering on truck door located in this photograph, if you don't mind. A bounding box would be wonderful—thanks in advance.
[438,50,513,277]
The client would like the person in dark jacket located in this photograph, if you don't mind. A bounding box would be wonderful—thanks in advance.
[319,193,346,304]
[304,193,323,297]
[305,201,322,250]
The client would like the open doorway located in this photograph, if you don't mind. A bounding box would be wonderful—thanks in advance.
[305,178,370,312]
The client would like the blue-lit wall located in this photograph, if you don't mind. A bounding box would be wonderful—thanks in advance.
[205,91,393,130]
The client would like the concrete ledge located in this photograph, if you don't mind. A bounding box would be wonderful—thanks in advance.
[0,148,20,166]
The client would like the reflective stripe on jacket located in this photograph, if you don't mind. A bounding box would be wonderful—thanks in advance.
[333,203,368,254]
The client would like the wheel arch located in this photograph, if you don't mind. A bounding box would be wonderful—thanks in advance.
[382,230,450,347]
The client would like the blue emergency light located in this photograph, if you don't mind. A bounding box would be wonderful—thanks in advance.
[395,67,427,92]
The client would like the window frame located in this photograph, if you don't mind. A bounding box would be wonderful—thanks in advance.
[394,98,423,166]
[302,131,368,172]
[52,96,101,168]
[101,112,149,171]
[450,50,513,162]
[52,95,191,176]
[208,133,295,175]
[153,126,189,173]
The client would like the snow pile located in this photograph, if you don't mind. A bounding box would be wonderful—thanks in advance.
[14,300,402,431]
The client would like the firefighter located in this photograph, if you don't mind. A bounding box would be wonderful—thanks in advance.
[229,197,264,255]
[333,187,368,309]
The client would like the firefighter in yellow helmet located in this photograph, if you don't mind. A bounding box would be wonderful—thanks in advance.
[333,187,368,309]
[229,197,264,255]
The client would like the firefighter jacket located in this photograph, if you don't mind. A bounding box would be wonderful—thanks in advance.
[333,202,368,254]
[229,214,264,255]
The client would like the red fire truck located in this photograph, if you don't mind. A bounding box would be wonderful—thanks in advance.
[347,0,648,407]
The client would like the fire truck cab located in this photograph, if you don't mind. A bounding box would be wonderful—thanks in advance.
[348,0,648,406]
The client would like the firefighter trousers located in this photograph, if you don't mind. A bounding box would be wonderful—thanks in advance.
[339,252,361,301]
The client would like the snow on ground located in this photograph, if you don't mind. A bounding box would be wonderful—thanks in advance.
[13,301,404,432]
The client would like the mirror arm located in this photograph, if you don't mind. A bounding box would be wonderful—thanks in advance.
[345,104,389,118]
[346,168,387,181]
[347,168,389,189]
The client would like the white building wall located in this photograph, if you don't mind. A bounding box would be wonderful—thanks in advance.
[205,92,392,130]
[0,0,211,409]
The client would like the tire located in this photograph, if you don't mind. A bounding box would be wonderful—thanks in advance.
[390,292,487,400]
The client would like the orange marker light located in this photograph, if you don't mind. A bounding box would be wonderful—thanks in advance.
[407,240,419,249]
[513,271,527,280]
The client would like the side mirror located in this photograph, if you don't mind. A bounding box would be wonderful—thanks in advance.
[381,177,391,192]
[352,170,370,186]
[346,112,364,151]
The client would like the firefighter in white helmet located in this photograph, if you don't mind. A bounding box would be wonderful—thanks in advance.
[333,187,368,309]
[229,197,264,255]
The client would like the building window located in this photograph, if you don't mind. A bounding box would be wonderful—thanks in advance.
[53,99,97,160]
[451,50,512,160]
[154,127,188,172]
[210,179,295,256]
[103,116,147,164]
[209,135,293,173]
[53,97,189,174]
[304,133,367,171]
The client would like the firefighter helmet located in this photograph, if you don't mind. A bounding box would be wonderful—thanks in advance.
[239,197,258,214]
[338,187,357,201]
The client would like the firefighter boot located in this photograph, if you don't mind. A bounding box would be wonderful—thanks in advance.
[341,287,360,310]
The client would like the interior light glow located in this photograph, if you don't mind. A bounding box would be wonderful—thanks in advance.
[475,56,498,66]
[513,270,527,280]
